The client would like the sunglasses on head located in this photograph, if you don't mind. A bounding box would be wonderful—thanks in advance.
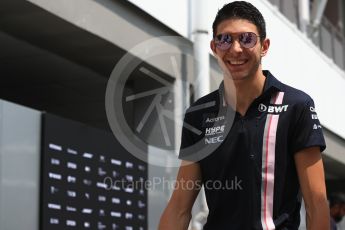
[214,32,261,50]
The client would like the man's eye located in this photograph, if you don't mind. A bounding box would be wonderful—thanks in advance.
[240,33,250,43]
[221,34,231,43]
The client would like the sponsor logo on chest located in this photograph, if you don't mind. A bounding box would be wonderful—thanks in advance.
[205,135,224,144]
[205,116,225,123]
[258,103,289,113]
[205,125,225,136]
[204,124,225,145]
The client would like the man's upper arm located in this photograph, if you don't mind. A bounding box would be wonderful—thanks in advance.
[294,146,327,201]
[294,146,330,229]
[167,160,202,214]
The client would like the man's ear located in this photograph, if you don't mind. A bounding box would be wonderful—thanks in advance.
[210,40,217,55]
[261,38,270,57]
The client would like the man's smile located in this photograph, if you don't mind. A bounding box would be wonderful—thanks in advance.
[225,59,249,68]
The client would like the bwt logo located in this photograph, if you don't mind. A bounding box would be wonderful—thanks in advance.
[258,104,289,113]
[205,125,225,136]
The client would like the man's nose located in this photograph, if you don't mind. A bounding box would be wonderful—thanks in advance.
[230,40,243,53]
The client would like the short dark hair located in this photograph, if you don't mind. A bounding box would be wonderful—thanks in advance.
[212,1,266,40]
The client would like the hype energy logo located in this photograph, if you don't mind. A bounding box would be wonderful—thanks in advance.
[204,125,225,145]
[258,103,289,113]
[105,36,236,167]
[205,125,225,136]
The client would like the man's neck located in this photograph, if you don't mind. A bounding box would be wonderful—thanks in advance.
[223,68,266,116]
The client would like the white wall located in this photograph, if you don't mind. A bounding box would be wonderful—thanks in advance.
[128,0,345,140]
[127,0,190,37]
[0,100,41,230]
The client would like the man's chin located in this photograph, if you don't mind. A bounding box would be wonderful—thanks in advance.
[227,72,249,81]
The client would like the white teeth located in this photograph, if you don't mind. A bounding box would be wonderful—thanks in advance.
[229,60,246,65]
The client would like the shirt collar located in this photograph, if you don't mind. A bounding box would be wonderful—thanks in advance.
[219,70,283,107]
[262,70,283,93]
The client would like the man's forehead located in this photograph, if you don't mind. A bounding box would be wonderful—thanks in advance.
[216,18,259,34]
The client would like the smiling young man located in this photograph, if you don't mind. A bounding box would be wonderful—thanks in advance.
[159,1,330,229]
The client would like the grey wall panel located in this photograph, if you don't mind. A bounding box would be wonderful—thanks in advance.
[334,37,344,69]
[320,25,334,59]
[281,0,298,24]
[147,146,178,230]
[0,100,41,230]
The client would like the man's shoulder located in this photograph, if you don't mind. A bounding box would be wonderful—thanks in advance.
[265,70,314,105]
[185,89,220,113]
[280,82,314,105]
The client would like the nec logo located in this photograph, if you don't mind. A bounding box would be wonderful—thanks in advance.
[205,135,223,144]
[258,104,289,113]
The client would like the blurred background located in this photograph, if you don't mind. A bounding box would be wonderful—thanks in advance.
[0,0,345,229]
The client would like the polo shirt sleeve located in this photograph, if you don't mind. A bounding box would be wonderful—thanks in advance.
[178,112,200,162]
[290,98,326,154]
